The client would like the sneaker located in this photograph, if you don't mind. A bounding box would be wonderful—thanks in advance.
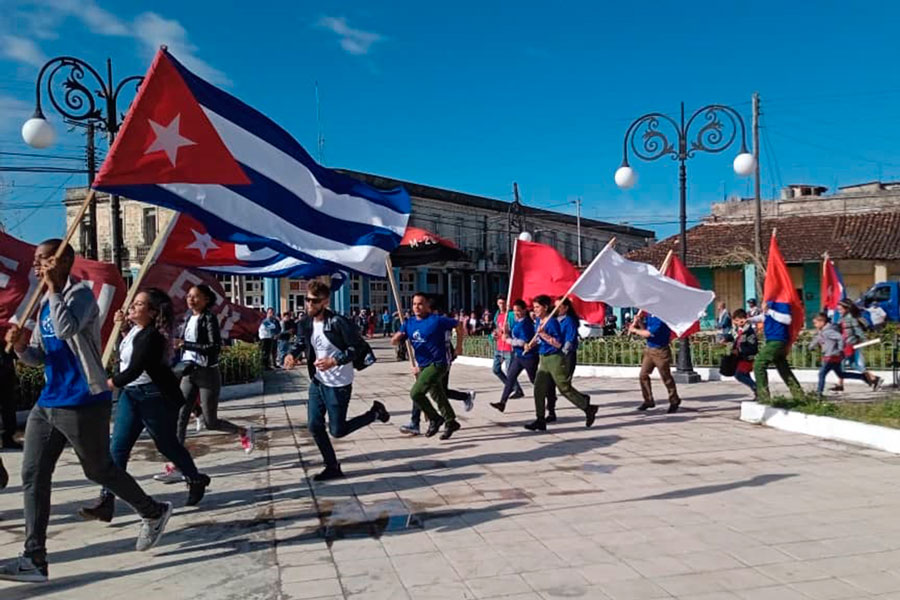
[545,411,557,423]
[829,385,844,392]
[524,419,547,431]
[872,377,884,392]
[489,401,506,413]
[425,416,445,438]
[186,474,211,507]
[0,460,7,490]
[667,399,681,414]
[193,415,203,433]
[509,391,525,399]
[0,555,48,583]
[313,465,344,482]
[440,420,461,440]
[637,400,656,411]
[153,464,184,484]
[135,501,173,552]
[399,423,421,436]
[371,401,391,423]
[241,426,255,454]
[585,404,599,427]
[1,438,23,450]
[78,493,115,523]
[464,391,476,412]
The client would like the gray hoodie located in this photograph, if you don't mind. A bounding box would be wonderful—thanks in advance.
[807,323,844,359]
[17,277,108,397]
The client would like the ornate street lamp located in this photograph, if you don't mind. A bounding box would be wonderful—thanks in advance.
[22,56,142,269]
[616,102,754,382]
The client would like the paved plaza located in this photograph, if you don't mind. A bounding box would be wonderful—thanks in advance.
[3,339,900,599]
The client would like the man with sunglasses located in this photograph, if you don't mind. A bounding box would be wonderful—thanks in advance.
[299,281,390,481]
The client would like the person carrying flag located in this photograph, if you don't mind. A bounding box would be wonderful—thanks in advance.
[490,299,539,413]
[630,312,681,413]
[749,302,803,403]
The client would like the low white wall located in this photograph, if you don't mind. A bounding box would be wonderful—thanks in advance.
[740,401,900,454]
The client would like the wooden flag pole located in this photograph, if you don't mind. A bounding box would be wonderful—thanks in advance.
[384,255,416,368]
[5,188,97,353]
[101,213,179,367]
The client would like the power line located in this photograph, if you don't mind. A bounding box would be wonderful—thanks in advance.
[0,151,84,161]
[6,174,74,233]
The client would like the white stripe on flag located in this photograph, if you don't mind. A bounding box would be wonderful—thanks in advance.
[202,108,408,236]
[201,256,313,275]
[158,182,388,276]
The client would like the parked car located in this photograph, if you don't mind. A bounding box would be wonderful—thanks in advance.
[858,280,899,326]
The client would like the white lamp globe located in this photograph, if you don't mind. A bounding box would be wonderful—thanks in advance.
[518,231,533,242]
[614,165,637,189]
[733,152,755,176]
[22,117,56,149]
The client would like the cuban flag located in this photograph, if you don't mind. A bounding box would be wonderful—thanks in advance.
[92,48,410,277]
[821,253,846,312]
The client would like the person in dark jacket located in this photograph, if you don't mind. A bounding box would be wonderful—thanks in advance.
[301,280,389,481]
[730,309,758,394]
[78,289,211,522]
[155,284,254,484]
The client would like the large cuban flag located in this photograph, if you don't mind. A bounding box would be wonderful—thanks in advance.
[92,48,411,277]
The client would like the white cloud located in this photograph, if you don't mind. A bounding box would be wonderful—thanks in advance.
[132,12,231,85]
[0,35,47,67]
[317,16,384,56]
[46,0,130,36]
[0,93,33,135]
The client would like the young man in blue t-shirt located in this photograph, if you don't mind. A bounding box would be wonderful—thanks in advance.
[392,292,466,439]
[1,239,172,583]
[629,313,681,413]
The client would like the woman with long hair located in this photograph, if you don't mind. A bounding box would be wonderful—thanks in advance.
[79,288,211,522]
[834,299,884,391]
[155,284,255,484]
[546,298,580,421]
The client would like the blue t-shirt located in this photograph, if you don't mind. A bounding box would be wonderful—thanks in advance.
[403,314,458,367]
[645,315,672,349]
[509,316,536,358]
[558,314,579,355]
[37,302,111,408]
[535,316,563,355]
[764,302,791,343]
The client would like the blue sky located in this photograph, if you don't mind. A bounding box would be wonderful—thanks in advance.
[2,0,900,245]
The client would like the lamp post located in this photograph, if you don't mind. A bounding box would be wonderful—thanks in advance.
[21,56,142,271]
[615,102,754,383]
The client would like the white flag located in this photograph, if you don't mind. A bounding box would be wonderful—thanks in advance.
[570,247,714,336]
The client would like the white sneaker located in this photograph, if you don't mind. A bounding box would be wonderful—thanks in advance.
[136,502,173,552]
[153,464,184,484]
[241,426,256,454]
[464,390,476,412]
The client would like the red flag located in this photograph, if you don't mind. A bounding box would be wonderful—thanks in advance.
[821,255,846,311]
[663,254,702,338]
[508,239,605,323]
[0,231,126,345]
[763,233,804,347]
[141,263,262,343]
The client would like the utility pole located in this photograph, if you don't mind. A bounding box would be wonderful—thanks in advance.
[575,197,583,267]
[752,92,762,297]
[85,122,98,260]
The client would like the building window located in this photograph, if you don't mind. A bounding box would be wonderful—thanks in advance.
[349,275,362,311]
[399,270,415,309]
[142,208,157,245]
[369,279,389,313]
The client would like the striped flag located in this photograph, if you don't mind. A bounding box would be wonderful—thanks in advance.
[93,48,410,277]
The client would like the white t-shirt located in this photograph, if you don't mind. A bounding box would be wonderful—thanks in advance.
[182,314,208,367]
[119,325,152,387]
[312,320,354,387]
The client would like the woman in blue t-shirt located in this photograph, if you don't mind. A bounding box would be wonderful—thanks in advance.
[524,295,597,431]
[490,299,538,413]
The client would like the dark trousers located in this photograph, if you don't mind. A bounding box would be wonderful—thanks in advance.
[545,352,572,412]
[177,365,240,445]
[754,341,803,402]
[818,360,866,394]
[0,376,18,442]
[307,379,374,468]
[639,347,680,404]
[493,351,523,396]
[107,384,201,494]
[22,401,160,564]
[534,353,588,419]
[261,338,276,368]
[500,353,538,404]
[410,366,467,425]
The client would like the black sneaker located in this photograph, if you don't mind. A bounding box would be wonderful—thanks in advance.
[509,391,525,399]
[545,411,557,423]
[524,419,547,431]
[313,466,344,482]
[440,421,461,440]
[667,399,681,414]
[1,438,22,451]
[78,493,115,523]
[371,401,391,423]
[637,401,656,411]
[489,401,506,413]
[0,460,7,490]
[425,417,445,438]
[829,385,844,392]
[186,474,211,506]
[0,555,48,583]
[585,405,599,428]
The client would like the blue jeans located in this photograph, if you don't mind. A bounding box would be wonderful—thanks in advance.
[819,360,866,394]
[307,379,374,468]
[493,350,522,396]
[109,384,200,488]
[734,371,756,392]
[277,339,291,366]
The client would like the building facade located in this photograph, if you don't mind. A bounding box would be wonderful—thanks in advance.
[65,171,656,315]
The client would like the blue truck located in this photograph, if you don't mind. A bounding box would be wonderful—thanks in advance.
[858,281,900,325]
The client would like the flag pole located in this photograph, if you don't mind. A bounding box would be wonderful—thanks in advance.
[384,255,416,368]
[505,237,519,306]
[101,212,179,367]
[5,188,96,352]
